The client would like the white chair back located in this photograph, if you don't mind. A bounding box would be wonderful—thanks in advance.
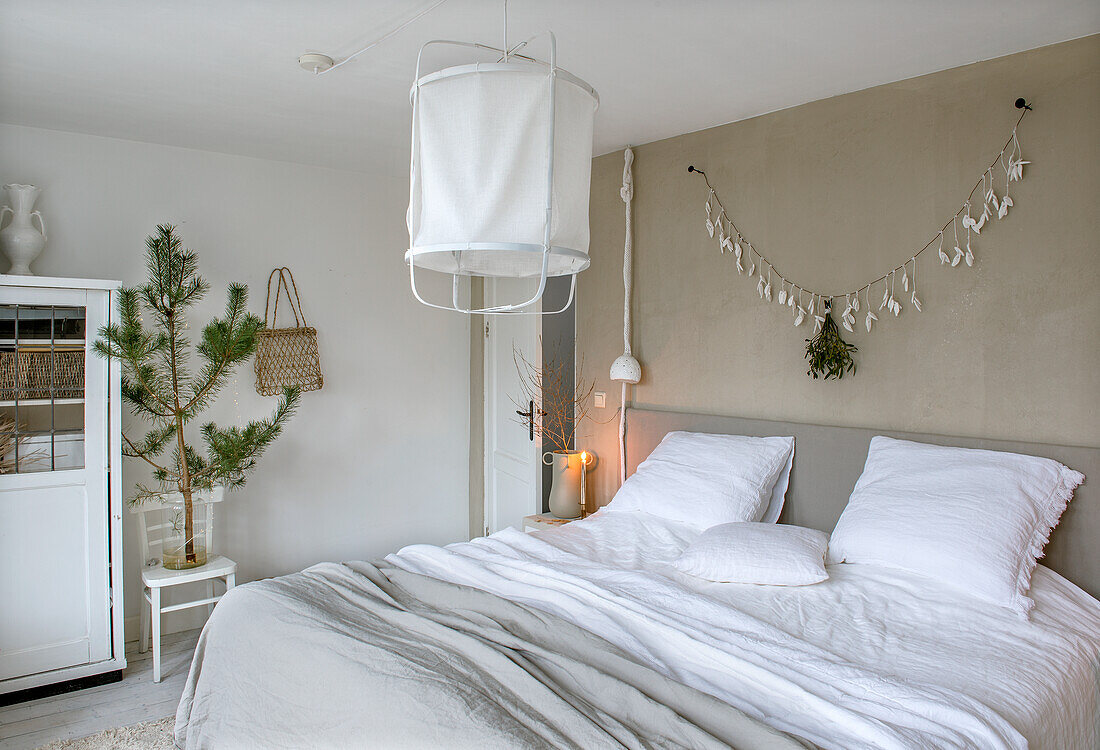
[129,486,225,567]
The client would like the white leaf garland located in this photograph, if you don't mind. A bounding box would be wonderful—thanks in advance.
[691,113,1029,347]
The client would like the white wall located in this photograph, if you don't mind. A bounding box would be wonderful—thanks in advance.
[0,123,471,636]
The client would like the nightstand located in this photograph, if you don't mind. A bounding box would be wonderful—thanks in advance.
[522,513,581,533]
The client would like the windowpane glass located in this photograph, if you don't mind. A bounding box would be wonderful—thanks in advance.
[0,304,86,474]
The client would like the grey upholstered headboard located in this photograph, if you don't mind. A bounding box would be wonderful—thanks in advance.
[624,407,1099,599]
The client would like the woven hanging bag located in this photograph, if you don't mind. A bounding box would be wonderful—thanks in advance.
[254,267,323,396]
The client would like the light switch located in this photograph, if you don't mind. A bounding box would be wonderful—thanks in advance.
[594,391,606,409]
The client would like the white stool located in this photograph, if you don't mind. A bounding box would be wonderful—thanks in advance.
[132,489,237,682]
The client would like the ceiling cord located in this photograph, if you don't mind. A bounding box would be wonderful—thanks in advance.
[315,0,452,75]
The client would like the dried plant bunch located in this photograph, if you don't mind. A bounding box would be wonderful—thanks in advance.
[512,338,598,454]
[804,308,857,380]
[0,414,47,474]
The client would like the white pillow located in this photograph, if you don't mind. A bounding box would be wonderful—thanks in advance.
[672,522,829,585]
[761,445,795,524]
[828,436,1084,617]
[606,431,794,530]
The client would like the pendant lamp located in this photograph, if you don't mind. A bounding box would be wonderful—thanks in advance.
[406,32,599,314]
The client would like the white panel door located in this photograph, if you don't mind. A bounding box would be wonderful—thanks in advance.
[484,278,541,534]
[0,287,111,681]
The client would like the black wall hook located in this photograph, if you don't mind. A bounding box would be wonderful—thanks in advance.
[1015,97,1033,111]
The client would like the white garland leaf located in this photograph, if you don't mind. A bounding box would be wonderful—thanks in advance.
[997,201,1009,219]
[706,218,715,238]
[911,292,922,312]
[972,214,986,234]
[736,259,744,274]
[842,317,853,333]
[778,288,787,305]
[865,310,877,332]
[747,261,755,277]
[852,296,860,312]
[901,269,909,292]
[764,280,772,301]
[952,246,963,267]
[939,246,950,264]
[734,242,743,260]
[722,236,734,253]
[794,306,805,326]
[964,247,974,267]
[879,287,889,310]
[756,276,765,298]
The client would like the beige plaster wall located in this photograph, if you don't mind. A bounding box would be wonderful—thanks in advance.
[578,36,1100,507]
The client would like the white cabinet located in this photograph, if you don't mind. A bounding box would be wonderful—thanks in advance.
[0,275,125,697]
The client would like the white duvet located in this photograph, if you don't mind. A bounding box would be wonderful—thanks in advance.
[389,511,1100,750]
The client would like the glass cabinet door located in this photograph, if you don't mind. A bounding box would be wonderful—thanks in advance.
[0,284,114,685]
[0,304,86,474]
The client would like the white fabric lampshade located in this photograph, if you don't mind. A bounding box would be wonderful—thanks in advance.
[406,61,598,278]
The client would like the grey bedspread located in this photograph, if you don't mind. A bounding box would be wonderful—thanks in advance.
[175,561,809,749]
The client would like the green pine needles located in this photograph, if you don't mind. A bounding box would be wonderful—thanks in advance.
[804,307,858,380]
[95,224,299,563]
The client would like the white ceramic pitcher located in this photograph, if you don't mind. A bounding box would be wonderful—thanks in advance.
[0,184,47,275]
[543,450,594,519]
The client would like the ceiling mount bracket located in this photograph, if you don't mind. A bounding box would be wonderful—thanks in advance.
[298,54,334,74]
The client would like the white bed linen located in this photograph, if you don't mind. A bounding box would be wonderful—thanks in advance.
[388,511,1100,750]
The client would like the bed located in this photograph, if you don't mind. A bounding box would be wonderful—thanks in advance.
[175,410,1100,749]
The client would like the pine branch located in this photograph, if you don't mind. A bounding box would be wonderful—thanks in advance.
[184,283,262,415]
[94,287,175,412]
[129,483,172,508]
[121,430,177,478]
[196,387,300,486]
[119,376,172,421]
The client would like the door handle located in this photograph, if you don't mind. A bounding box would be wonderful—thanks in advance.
[515,400,546,442]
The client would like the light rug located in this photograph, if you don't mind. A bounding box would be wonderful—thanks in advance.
[36,716,174,750]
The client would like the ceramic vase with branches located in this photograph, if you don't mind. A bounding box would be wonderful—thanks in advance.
[513,340,597,518]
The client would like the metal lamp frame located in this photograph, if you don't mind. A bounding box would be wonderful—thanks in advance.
[405,32,597,315]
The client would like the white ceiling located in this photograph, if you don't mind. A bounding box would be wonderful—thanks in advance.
[2,1,1097,176]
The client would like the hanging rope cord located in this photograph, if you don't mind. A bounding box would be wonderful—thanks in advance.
[619,147,635,485]
[690,108,1029,305]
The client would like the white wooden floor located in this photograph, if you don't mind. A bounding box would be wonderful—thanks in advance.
[0,629,200,750]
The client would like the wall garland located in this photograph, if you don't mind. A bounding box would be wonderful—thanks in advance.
[688,99,1032,379]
